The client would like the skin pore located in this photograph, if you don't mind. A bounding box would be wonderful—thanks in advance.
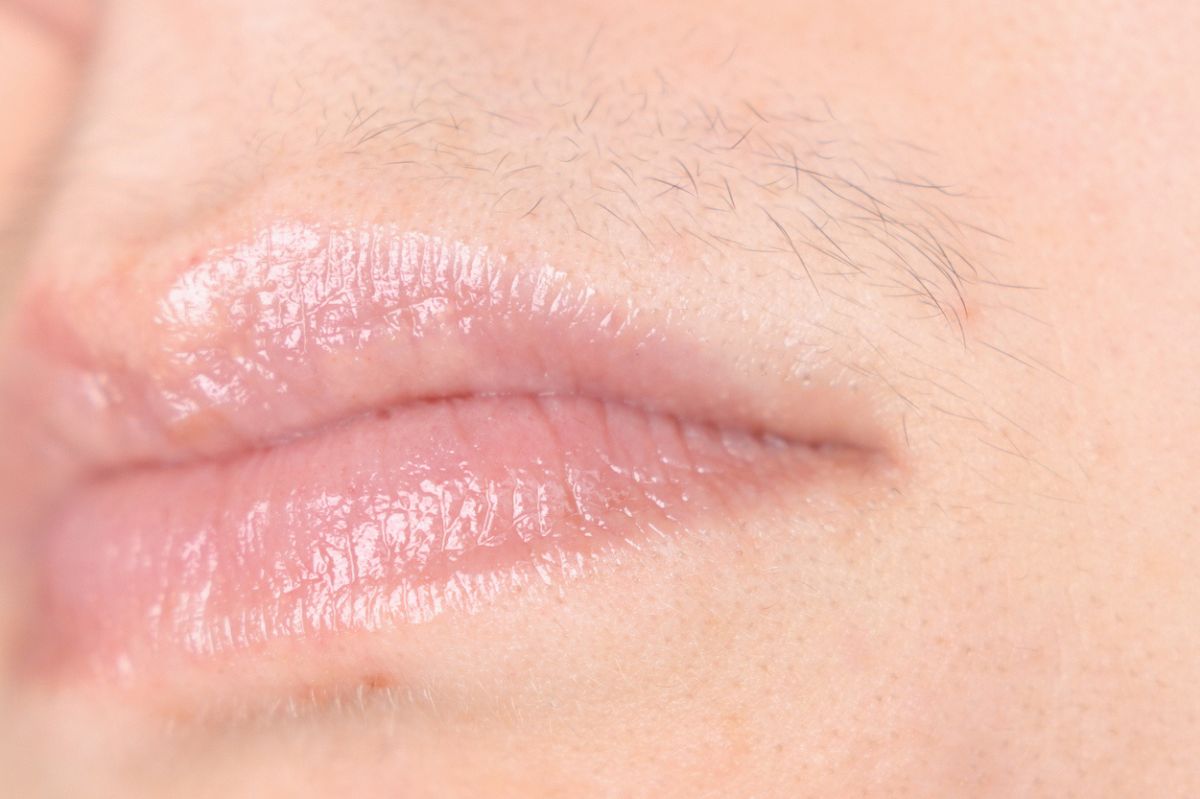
[1,1,1198,796]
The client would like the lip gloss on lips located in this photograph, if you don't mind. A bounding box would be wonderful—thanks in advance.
[12,222,886,682]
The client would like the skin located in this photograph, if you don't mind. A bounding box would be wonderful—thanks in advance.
[2,0,1198,796]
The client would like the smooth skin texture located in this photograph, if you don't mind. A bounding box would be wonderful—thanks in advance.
[1,0,1198,796]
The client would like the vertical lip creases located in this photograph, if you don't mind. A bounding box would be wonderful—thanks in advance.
[10,220,893,477]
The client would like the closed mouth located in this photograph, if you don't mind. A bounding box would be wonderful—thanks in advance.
[5,219,894,699]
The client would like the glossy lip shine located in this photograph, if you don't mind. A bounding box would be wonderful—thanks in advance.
[11,221,887,681]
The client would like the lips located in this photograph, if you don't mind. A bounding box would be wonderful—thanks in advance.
[5,221,891,685]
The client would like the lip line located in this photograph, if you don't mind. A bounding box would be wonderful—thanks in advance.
[76,388,874,491]
[9,220,893,483]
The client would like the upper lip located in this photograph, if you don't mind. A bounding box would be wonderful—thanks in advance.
[3,217,893,486]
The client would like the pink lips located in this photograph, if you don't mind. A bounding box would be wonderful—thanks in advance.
[8,222,887,681]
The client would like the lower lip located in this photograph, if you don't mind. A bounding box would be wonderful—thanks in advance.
[33,394,848,680]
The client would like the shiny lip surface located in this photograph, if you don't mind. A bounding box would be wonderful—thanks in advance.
[8,221,889,682]
[15,221,884,474]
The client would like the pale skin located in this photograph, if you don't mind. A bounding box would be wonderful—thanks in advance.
[1,1,1198,796]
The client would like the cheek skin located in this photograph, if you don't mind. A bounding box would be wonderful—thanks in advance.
[0,7,77,303]
[0,10,80,795]
[2,0,96,45]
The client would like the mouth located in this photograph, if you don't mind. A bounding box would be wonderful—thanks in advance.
[4,219,894,699]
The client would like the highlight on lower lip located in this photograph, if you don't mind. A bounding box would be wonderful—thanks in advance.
[34,394,858,680]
